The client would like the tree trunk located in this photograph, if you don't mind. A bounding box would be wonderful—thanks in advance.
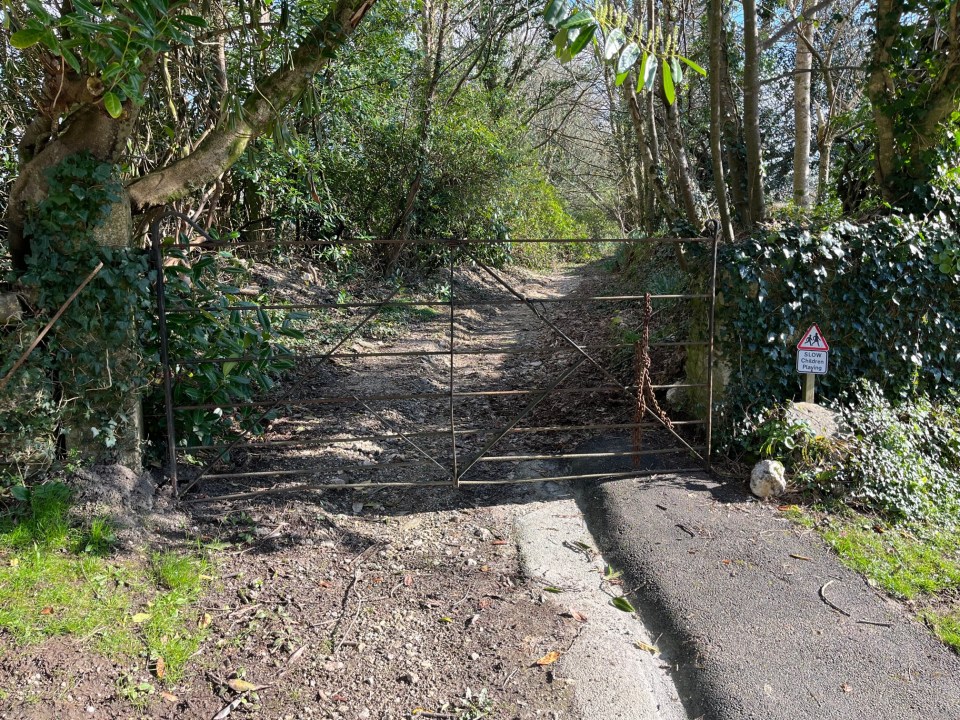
[4,0,378,468]
[742,0,767,224]
[718,10,750,229]
[708,0,734,241]
[792,2,814,208]
[816,136,833,204]
[662,93,701,229]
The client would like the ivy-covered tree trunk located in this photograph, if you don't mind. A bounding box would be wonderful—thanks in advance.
[792,0,814,208]
[868,0,960,204]
[742,0,767,226]
[4,0,377,469]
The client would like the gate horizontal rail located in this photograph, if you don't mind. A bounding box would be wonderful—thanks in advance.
[151,214,719,500]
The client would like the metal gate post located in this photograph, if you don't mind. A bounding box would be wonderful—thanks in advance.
[149,217,179,498]
[705,224,721,469]
[448,242,459,487]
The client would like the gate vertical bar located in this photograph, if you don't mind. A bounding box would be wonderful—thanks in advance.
[447,241,460,487]
[448,243,459,486]
[705,226,720,469]
[149,218,179,498]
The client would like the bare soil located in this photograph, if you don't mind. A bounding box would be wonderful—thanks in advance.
[0,256,698,720]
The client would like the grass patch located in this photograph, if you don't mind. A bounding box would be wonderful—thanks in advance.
[923,609,960,651]
[820,517,960,600]
[782,505,960,653]
[0,482,212,683]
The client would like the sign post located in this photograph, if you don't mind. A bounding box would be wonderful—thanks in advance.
[796,324,829,403]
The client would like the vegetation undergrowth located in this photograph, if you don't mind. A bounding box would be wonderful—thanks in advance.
[752,383,960,653]
[0,481,212,684]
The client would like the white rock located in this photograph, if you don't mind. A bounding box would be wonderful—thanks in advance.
[750,460,787,499]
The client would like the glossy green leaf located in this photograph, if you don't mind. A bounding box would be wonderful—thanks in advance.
[10,28,43,49]
[569,24,596,56]
[670,56,684,85]
[642,53,657,91]
[557,10,594,29]
[636,53,650,92]
[662,58,676,104]
[618,41,641,75]
[603,28,625,61]
[103,92,123,118]
[543,0,568,26]
[611,596,636,613]
[678,55,707,76]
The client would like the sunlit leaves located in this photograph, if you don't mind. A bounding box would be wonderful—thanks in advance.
[541,0,704,104]
[5,0,208,110]
[603,27,625,61]
[10,29,42,49]
[103,91,123,118]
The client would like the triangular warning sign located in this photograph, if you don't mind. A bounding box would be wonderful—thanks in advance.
[797,324,829,351]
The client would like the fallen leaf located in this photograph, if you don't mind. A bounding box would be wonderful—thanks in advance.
[131,612,152,623]
[40,607,53,615]
[213,695,244,719]
[478,598,492,609]
[789,554,812,561]
[227,678,258,693]
[332,694,348,702]
[611,596,636,613]
[561,609,588,622]
[439,616,453,623]
[160,691,178,704]
[480,565,490,572]
[318,580,332,589]
[198,613,212,629]
[9,558,18,568]
[573,541,593,551]
[536,651,562,666]
[152,656,166,680]
[403,574,413,587]
[285,644,307,671]
[721,558,731,565]
[777,504,797,512]
[634,640,658,654]
[543,586,563,594]
[841,683,852,693]
[492,540,508,546]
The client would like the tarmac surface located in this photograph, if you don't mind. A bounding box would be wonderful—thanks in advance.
[570,436,960,720]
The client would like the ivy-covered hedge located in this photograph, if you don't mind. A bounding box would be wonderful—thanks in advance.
[715,200,960,444]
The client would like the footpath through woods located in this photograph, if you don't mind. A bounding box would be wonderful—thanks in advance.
[4,258,960,720]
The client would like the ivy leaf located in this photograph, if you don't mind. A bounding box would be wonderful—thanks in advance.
[603,28,625,61]
[10,29,43,49]
[662,58,676,104]
[103,92,123,118]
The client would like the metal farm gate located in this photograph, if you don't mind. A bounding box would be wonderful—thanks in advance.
[150,212,718,502]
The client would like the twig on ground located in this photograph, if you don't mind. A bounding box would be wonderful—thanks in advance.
[818,580,851,617]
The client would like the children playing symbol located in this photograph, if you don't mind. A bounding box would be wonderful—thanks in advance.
[797,324,830,351]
